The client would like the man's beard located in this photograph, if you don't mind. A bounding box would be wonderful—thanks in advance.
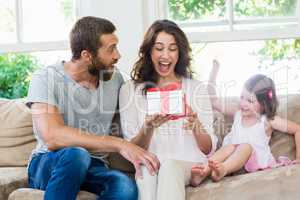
[88,58,114,81]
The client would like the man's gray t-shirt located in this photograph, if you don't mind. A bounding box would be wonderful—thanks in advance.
[27,61,124,161]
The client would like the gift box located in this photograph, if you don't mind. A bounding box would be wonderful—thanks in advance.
[147,84,186,118]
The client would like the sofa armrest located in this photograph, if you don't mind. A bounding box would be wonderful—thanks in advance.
[0,167,28,200]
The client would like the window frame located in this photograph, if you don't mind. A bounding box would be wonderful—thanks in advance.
[0,0,81,53]
[146,0,300,43]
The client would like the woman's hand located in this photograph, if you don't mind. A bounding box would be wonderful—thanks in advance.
[183,104,203,133]
[183,113,202,132]
[144,114,170,129]
[130,114,170,151]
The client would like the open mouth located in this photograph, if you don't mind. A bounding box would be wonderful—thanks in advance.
[158,61,171,73]
[241,108,250,113]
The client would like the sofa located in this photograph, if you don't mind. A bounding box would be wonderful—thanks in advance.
[1,94,300,200]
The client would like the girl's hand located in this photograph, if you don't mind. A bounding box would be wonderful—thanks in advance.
[144,114,170,129]
[209,59,220,83]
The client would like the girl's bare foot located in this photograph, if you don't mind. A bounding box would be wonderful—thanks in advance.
[190,164,210,186]
[208,159,227,182]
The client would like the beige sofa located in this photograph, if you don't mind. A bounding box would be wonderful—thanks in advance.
[1,94,300,200]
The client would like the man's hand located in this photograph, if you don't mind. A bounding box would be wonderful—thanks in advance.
[119,141,160,179]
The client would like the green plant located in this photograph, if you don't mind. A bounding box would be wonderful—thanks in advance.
[168,0,225,20]
[0,53,38,99]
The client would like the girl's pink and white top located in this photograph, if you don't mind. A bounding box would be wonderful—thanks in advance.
[223,111,276,170]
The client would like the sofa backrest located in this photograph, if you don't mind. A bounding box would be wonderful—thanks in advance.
[0,98,36,167]
[213,94,300,160]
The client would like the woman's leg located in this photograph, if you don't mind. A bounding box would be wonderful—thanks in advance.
[157,159,191,200]
[136,166,158,200]
[190,144,236,186]
[210,143,253,182]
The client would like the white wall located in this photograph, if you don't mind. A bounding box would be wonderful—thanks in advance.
[79,0,146,79]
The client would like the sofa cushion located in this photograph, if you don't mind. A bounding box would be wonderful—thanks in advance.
[186,164,300,200]
[8,188,98,200]
[6,165,300,200]
[270,94,300,160]
[0,167,28,200]
[0,98,36,166]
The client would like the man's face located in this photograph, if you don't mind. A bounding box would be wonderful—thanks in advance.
[89,33,121,74]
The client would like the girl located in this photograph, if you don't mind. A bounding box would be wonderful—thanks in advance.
[190,60,300,186]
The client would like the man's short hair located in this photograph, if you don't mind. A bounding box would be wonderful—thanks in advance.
[70,16,116,60]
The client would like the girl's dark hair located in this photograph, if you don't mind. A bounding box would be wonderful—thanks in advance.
[244,74,278,119]
[131,19,193,94]
[70,16,116,60]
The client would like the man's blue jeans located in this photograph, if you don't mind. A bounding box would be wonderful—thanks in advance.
[28,147,138,200]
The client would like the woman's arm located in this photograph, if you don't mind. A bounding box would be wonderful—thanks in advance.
[208,60,238,116]
[130,114,169,149]
[129,125,154,149]
[184,112,212,154]
[119,82,168,150]
[270,116,300,161]
[185,81,218,155]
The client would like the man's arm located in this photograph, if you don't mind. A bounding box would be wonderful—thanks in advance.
[31,103,160,177]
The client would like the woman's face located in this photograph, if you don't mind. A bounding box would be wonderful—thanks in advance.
[151,31,179,80]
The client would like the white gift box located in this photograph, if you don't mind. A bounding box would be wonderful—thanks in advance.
[147,89,184,115]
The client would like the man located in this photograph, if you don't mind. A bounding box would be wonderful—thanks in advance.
[26,16,159,200]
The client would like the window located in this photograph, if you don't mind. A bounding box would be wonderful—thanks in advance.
[0,0,77,99]
[165,0,300,42]
[191,39,300,95]
[146,0,300,95]
[0,0,77,53]
[0,0,16,44]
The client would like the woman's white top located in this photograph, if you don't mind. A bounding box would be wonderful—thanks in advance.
[223,111,275,167]
[119,78,218,163]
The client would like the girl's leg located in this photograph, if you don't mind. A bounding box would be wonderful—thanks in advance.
[209,143,253,182]
[136,166,158,200]
[190,144,236,186]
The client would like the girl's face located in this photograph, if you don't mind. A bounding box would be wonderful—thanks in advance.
[239,87,262,118]
[151,31,179,81]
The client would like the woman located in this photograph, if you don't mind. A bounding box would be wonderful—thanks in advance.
[119,19,218,200]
